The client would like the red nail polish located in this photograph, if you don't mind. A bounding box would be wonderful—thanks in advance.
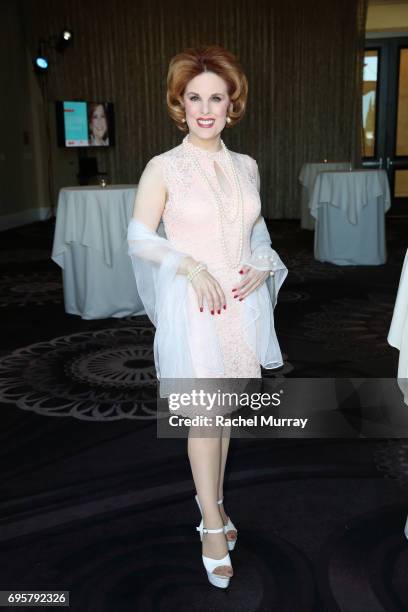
[223,305,226,309]
[233,295,238,299]
[239,270,243,274]
[239,297,243,301]
[200,306,203,312]
[211,309,214,315]
[232,288,237,292]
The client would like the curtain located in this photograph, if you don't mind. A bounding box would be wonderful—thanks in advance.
[23,0,369,218]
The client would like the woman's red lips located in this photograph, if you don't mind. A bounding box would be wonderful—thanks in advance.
[197,118,215,127]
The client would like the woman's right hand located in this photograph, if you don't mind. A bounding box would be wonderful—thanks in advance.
[184,258,226,314]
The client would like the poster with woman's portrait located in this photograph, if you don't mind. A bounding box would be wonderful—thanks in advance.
[88,102,110,146]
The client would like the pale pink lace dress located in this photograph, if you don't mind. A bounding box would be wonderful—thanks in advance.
[150,135,262,380]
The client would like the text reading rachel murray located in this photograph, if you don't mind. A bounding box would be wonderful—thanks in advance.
[168,414,309,428]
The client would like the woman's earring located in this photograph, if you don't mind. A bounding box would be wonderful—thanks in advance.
[226,116,232,124]
[182,117,186,123]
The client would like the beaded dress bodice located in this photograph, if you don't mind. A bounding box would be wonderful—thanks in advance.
[151,135,261,273]
[150,136,263,379]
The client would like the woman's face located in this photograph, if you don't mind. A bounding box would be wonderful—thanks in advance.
[182,71,232,140]
[90,105,107,139]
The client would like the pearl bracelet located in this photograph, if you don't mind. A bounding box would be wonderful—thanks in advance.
[187,262,207,282]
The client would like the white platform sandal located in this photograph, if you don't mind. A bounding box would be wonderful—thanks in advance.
[195,494,238,551]
[196,523,233,589]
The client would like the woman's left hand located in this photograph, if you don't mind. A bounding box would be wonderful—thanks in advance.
[232,265,272,300]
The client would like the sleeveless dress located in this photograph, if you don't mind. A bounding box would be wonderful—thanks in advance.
[150,135,263,380]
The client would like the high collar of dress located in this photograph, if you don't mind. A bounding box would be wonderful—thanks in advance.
[182,134,226,159]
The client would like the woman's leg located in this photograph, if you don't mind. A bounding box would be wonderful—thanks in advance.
[217,424,231,501]
[188,425,233,577]
[217,424,237,542]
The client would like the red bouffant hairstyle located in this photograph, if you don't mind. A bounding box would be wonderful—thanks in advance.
[166,45,248,133]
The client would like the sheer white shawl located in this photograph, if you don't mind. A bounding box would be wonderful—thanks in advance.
[127,215,288,397]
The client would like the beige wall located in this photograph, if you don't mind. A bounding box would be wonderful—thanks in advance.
[367,1,408,32]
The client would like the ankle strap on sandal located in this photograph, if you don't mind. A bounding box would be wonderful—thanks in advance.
[196,526,224,534]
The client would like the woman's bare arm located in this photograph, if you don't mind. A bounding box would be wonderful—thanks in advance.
[132,159,167,232]
[131,159,197,275]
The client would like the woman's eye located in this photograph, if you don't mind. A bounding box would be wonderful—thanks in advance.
[188,96,222,102]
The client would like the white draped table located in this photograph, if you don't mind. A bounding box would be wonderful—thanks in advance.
[309,169,391,265]
[51,185,146,319]
[298,162,351,230]
[388,249,408,406]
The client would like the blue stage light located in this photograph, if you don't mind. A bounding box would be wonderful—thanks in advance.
[35,56,48,70]
[34,54,48,72]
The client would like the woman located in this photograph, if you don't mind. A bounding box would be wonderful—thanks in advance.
[127,45,287,588]
[88,103,109,146]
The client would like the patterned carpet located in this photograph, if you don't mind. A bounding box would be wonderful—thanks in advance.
[0,217,407,611]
